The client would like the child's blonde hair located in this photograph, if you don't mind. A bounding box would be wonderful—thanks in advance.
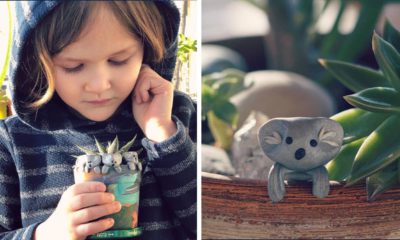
[26,1,170,108]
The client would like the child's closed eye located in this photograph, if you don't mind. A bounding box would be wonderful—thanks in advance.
[64,64,84,73]
[108,58,129,66]
[62,58,129,74]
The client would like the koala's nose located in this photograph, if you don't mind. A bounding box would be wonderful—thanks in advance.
[295,148,306,160]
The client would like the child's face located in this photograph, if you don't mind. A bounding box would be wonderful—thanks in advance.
[52,4,144,122]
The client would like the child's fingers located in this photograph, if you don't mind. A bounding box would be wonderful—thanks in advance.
[134,66,173,103]
[134,76,172,103]
[69,192,115,211]
[71,201,121,225]
[151,79,173,96]
[134,76,151,103]
[74,218,115,238]
[66,182,106,197]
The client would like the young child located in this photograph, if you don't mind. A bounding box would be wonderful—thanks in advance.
[0,1,196,240]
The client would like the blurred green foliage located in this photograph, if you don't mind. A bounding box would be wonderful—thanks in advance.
[202,69,252,149]
[0,2,12,119]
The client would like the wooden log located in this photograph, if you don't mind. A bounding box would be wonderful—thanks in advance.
[202,172,400,239]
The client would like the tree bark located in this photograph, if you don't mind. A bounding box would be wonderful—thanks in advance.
[202,172,400,239]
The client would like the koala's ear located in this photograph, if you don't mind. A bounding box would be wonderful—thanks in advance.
[258,119,287,153]
[264,131,282,145]
[318,127,338,147]
[318,119,344,148]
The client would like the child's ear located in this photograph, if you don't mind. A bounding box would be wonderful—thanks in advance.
[318,118,344,148]
[258,119,287,155]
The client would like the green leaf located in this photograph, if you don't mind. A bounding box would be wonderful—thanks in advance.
[215,79,246,99]
[0,90,8,119]
[107,136,119,154]
[76,145,97,155]
[119,135,137,153]
[94,137,106,154]
[366,160,399,201]
[336,1,383,61]
[201,83,216,119]
[319,0,346,57]
[202,69,245,87]
[0,2,12,88]
[344,87,400,113]
[383,20,400,52]
[326,138,365,182]
[347,115,400,186]
[319,59,388,92]
[207,111,234,150]
[372,32,400,91]
[213,100,238,129]
[177,33,197,64]
[331,108,389,144]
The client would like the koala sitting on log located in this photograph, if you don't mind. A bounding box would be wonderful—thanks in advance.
[258,117,343,202]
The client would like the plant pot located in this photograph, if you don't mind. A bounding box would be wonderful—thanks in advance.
[202,172,400,239]
[74,166,142,239]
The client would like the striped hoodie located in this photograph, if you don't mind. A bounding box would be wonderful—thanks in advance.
[0,1,196,239]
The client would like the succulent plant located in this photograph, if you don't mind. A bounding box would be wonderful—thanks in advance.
[75,135,142,174]
[320,21,400,201]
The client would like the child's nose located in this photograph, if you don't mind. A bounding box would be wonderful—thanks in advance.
[84,67,111,93]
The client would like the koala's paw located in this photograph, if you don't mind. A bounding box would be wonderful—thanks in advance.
[268,182,285,203]
[311,167,330,198]
[101,166,110,174]
[114,166,122,173]
[268,164,286,202]
[93,166,101,174]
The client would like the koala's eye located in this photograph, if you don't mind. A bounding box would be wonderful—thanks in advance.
[285,137,293,144]
[310,139,318,147]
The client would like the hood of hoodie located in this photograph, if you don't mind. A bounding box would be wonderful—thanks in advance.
[8,1,180,132]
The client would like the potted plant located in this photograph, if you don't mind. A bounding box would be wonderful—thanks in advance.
[321,20,400,201]
[74,136,143,239]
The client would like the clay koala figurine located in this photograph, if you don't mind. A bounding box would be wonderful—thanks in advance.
[75,155,102,174]
[258,117,343,202]
[101,153,123,174]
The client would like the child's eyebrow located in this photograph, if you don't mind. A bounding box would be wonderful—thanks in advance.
[55,45,137,62]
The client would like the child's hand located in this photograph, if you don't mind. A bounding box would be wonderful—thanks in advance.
[132,65,177,142]
[34,182,121,240]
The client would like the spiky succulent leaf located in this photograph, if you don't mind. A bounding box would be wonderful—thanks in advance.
[383,20,400,51]
[326,138,364,182]
[372,32,400,91]
[119,135,137,153]
[323,24,400,200]
[366,160,398,201]
[344,87,400,113]
[319,59,388,92]
[331,108,389,144]
[94,137,106,154]
[107,136,119,154]
[76,145,97,155]
[346,115,400,186]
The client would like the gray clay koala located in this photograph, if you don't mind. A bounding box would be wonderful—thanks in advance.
[258,117,343,202]
[75,155,102,174]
